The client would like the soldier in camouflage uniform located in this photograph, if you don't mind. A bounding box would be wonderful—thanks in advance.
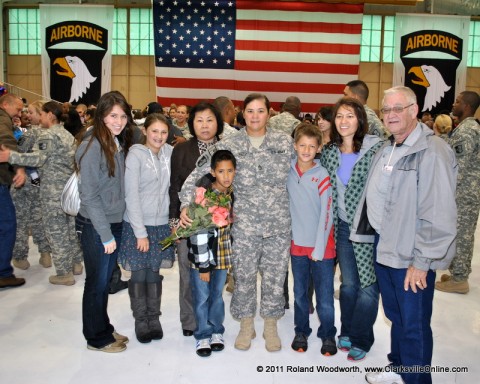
[0,101,82,285]
[180,94,293,352]
[344,80,388,139]
[267,96,302,136]
[435,91,480,294]
[11,101,51,270]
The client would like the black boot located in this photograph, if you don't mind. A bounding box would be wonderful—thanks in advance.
[109,263,128,294]
[128,281,152,343]
[146,276,163,340]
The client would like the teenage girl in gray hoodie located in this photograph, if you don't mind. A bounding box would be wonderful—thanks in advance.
[118,113,174,343]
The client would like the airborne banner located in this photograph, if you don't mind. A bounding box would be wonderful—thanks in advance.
[40,5,113,105]
[393,14,469,116]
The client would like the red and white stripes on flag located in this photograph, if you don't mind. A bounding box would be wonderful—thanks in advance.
[154,0,364,111]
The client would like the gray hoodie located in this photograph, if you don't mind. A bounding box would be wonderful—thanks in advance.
[124,143,173,238]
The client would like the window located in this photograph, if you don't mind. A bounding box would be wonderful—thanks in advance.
[7,7,152,56]
[113,8,128,55]
[382,16,395,63]
[8,9,40,55]
[129,8,154,55]
[360,15,382,62]
[468,20,480,67]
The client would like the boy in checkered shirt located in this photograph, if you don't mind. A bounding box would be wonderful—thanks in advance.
[187,149,236,357]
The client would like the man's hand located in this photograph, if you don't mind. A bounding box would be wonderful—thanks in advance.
[0,144,11,163]
[404,265,428,293]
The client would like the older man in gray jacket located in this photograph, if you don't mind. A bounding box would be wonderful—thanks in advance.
[351,86,457,384]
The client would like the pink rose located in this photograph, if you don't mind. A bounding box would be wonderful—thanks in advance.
[212,211,229,227]
[208,205,219,213]
[214,206,229,220]
[194,187,206,205]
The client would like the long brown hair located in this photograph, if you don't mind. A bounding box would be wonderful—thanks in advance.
[330,97,368,153]
[79,91,135,177]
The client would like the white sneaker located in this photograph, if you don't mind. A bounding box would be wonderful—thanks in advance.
[365,371,404,384]
[210,333,225,352]
[196,338,211,357]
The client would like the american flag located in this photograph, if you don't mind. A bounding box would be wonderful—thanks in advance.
[153,0,363,111]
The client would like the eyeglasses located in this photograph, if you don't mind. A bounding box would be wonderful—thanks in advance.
[380,103,414,114]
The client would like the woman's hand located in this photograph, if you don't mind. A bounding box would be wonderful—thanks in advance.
[137,237,149,252]
[12,168,26,188]
[179,207,193,229]
[104,240,117,254]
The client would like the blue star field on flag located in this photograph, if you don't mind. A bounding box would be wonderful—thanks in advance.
[154,0,236,69]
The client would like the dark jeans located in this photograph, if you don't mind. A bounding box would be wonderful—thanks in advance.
[337,219,379,352]
[291,255,336,340]
[0,185,16,278]
[375,236,435,384]
[76,214,122,348]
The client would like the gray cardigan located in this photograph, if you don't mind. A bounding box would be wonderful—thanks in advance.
[76,137,126,243]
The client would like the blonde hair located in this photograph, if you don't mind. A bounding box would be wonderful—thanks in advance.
[29,100,45,116]
[434,114,452,135]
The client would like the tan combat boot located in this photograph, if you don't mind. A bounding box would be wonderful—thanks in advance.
[263,317,281,352]
[435,278,469,294]
[13,259,30,270]
[39,252,52,268]
[49,272,75,286]
[234,317,256,350]
[73,262,84,275]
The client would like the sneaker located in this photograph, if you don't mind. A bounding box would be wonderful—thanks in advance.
[435,278,469,294]
[196,338,211,357]
[87,340,126,353]
[321,337,337,356]
[73,263,83,275]
[113,331,129,344]
[347,346,366,361]
[49,273,75,286]
[291,333,308,352]
[365,371,404,384]
[337,336,351,352]
[210,333,225,352]
[13,259,30,270]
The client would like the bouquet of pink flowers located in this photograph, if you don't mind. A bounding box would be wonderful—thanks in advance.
[160,186,232,250]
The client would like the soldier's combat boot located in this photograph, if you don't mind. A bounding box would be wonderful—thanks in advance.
[234,317,255,350]
[263,317,281,352]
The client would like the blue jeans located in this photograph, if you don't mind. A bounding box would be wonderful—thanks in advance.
[375,241,435,384]
[76,214,122,348]
[0,185,16,278]
[337,219,379,352]
[291,255,336,340]
[190,268,227,340]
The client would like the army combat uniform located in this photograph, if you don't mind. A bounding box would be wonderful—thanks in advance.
[444,117,480,282]
[180,128,293,319]
[364,105,388,139]
[8,124,82,277]
[267,111,301,136]
[11,126,51,263]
